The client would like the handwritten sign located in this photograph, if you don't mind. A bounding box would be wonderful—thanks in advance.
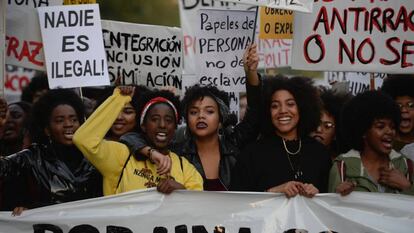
[101,20,183,89]
[215,0,313,13]
[196,9,255,92]
[38,4,109,88]
[259,7,293,39]
[292,1,414,73]
[5,0,62,71]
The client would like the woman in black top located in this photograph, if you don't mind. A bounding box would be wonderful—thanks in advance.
[230,76,332,197]
[0,89,101,214]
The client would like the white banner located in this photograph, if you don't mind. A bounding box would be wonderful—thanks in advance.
[5,0,63,71]
[1,190,414,233]
[179,0,292,92]
[215,0,313,13]
[292,1,414,73]
[101,20,183,89]
[38,4,109,89]
[196,9,255,92]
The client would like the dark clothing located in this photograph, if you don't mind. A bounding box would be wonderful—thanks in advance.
[0,143,102,210]
[230,135,332,193]
[120,82,261,190]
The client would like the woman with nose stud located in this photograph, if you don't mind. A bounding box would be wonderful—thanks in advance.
[329,91,414,196]
[230,76,332,198]
[74,86,203,195]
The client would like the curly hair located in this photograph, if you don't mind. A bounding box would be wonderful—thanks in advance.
[261,75,322,137]
[30,89,85,144]
[136,89,181,128]
[181,84,230,124]
[21,73,49,103]
[317,87,352,154]
[381,74,414,99]
[340,90,401,151]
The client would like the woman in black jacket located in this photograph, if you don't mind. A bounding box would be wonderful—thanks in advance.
[121,44,261,190]
[0,89,101,214]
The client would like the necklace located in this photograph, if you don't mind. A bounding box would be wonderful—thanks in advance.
[286,154,303,180]
[282,138,303,180]
[282,138,301,155]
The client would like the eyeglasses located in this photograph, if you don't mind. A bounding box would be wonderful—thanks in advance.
[320,121,335,130]
[398,102,414,111]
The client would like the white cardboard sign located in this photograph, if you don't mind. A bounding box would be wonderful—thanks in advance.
[292,1,414,73]
[38,4,109,88]
[101,20,183,89]
[196,9,255,92]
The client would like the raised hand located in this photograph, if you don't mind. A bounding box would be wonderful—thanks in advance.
[379,167,411,190]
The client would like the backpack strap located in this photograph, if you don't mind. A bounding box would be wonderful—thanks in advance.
[116,152,133,190]
[336,160,346,183]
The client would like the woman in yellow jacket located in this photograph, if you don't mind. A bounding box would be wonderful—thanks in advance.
[73,87,203,195]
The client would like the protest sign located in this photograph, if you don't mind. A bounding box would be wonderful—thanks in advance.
[38,4,109,89]
[4,65,38,102]
[1,0,5,95]
[101,20,183,88]
[259,7,293,39]
[215,0,313,13]
[179,0,292,90]
[324,71,385,95]
[1,189,414,233]
[196,9,255,92]
[6,0,62,71]
[63,0,95,4]
[292,1,414,73]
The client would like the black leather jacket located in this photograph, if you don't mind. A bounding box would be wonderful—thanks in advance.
[0,143,102,209]
[120,82,261,190]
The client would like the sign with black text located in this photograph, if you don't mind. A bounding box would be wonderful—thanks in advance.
[292,1,414,73]
[101,20,183,88]
[38,4,109,88]
[196,9,255,92]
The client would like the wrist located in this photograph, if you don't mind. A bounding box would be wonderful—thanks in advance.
[147,148,156,163]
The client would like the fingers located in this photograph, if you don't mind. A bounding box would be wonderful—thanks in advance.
[11,207,27,216]
[336,181,355,196]
[283,181,302,198]
[157,156,172,175]
[301,184,319,197]
[244,43,258,72]
[118,86,135,97]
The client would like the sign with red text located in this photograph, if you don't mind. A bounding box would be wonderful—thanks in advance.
[38,4,109,88]
[216,0,313,13]
[178,0,292,91]
[196,9,255,92]
[1,190,414,233]
[292,1,414,73]
[4,65,38,103]
[6,0,62,71]
[101,20,183,89]
[259,7,293,39]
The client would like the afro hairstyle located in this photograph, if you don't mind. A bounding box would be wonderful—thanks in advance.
[381,74,414,99]
[30,89,85,144]
[261,75,322,137]
[340,90,401,151]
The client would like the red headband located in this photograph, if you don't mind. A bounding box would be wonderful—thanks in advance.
[140,97,179,124]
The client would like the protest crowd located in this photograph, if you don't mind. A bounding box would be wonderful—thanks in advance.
[1,0,414,232]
